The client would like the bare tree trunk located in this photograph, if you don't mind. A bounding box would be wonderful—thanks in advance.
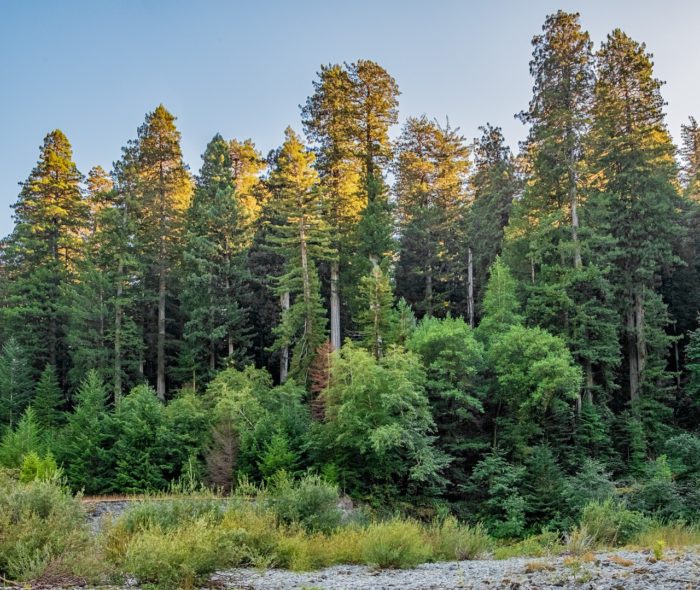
[584,360,594,405]
[425,262,433,317]
[627,298,640,402]
[569,150,582,270]
[467,247,474,328]
[530,256,536,285]
[330,261,341,350]
[114,258,123,403]
[280,291,290,383]
[157,255,166,400]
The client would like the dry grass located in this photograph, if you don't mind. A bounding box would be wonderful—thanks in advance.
[524,560,555,573]
[608,554,634,567]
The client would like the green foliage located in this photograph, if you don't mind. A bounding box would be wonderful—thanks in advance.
[262,471,342,533]
[318,342,448,499]
[33,364,63,431]
[579,499,649,546]
[360,519,431,569]
[476,257,522,343]
[407,316,485,490]
[19,451,60,483]
[55,370,113,493]
[0,407,42,468]
[465,450,527,538]
[0,474,89,581]
[425,517,491,560]
[0,337,34,429]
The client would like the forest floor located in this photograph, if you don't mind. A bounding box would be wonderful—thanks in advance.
[213,548,700,590]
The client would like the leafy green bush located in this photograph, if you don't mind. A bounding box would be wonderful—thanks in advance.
[361,519,432,569]
[0,474,90,581]
[121,519,238,589]
[19,451,60,483]
[426,517,491,560]
[579,499,649,546]
[116,496,226,534]
[264,471,342,533]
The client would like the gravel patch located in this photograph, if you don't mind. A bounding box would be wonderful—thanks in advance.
[214,548,700,590]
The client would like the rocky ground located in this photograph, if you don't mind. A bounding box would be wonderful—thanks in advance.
[214,549,700,590]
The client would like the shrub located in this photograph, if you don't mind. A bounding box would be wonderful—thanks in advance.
[361,519,432,569]
[493,531,563,560]
[121,519,236,589]
[19,451,60,483]
[426,517,491,560]
[0,475,90,581]
[219,502,282,565]
[264,471,342,533]
[579,500,649,546]
[115,496,226,535]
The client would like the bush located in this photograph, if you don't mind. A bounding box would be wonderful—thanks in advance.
[264,471,342,533]
[121,519,237,589]
[115,496,226,535]
[0,474,90,581]
[19,451,60,483]
[579,499,649,546]
[426,517,491,560]
[492,531,563,560]
[361,519,432,569]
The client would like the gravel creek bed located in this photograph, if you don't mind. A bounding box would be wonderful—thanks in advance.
[213,549,700,590]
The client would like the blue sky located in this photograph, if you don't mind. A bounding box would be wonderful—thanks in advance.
[1,0,698,236]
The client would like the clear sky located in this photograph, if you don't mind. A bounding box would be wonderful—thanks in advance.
[1,0,698,236]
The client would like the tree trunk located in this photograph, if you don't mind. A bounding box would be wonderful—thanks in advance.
[330,261,341,350]
[467,247,474,328]
[569,146,583,269]
[425,263,433,317]
[627,295,640,402]
[157,255,166,400]
[280,291,290,383]
[584,360,594,405]
[114,258,123,403]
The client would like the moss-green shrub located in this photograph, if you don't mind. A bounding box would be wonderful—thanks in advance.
[426,517,491,560]
[579,499,650,546]
[263,471,342,533]
[116,496,226,534]
[361,519,432,569]
[493,531,563,559]
[121,519,238,589]
[0,474,90,581]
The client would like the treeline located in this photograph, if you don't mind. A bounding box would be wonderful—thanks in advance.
[1,11,700,531]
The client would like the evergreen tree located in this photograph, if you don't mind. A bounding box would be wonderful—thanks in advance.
[466,124,519,323]
[266,128,333,383]
[0,337,33,429]
[129,105,192,398]
[2,130,87,375]
[180,134,252,385]
[56,370,114,493]
[356,262,396,359]
[394,116,470,317]
[33,364,63,431]
[302,64,364,349]
[588,30,680,406]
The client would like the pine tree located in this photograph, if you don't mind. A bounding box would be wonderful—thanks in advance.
[180,134,252,385]
[56,370,114,493]
[129,105,192,398]
[394,116,470,317]
[0,337,33,429]
[266,128,333,383]
[356,262,396,359]
[2,130,87,375]
[302,64,364,350]
[33,364,63,430]
[466,124,519,323]
[588,30,680,404]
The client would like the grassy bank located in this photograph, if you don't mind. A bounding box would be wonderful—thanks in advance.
[1,473,699,590]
